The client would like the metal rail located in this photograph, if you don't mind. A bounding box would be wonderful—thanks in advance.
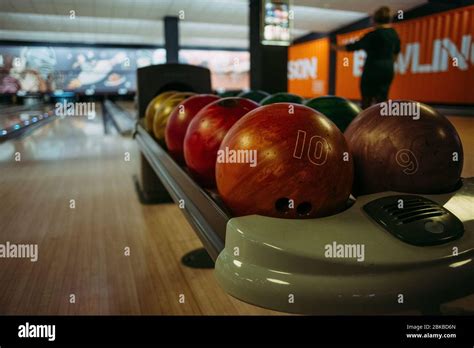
[135,124,229,261]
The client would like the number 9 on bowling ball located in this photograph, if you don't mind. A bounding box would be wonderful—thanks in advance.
[344,100,463,195]
[216,103,354,219]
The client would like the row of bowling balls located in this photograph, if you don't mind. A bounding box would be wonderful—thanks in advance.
[222,89,360,132]
[144,90,463,219]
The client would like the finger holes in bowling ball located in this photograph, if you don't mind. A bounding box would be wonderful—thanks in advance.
[275,197,290,214]
[297,202,312,216]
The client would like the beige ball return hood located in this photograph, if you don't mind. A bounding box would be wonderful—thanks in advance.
[215,178,474,314]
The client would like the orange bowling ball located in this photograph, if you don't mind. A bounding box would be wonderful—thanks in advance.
[216,103,354,218]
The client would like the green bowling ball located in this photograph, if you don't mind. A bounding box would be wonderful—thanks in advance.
[305,95,362,132]
[237,90,270,103]
[260,92,304,105]
[219,90,242,98]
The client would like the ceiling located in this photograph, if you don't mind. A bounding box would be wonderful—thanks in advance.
[0,0,427,49]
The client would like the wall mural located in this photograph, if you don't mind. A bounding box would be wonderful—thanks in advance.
[0,46,165,94]
[0,46,249,94]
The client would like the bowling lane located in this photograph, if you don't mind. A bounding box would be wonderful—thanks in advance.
[0,102,277,315]
[115,100,137,118]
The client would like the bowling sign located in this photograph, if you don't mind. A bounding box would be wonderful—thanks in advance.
[336,5,474,104]
[288,38,329,98]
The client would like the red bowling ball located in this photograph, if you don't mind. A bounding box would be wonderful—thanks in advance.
[184,97,259,187]
[165,94,220,164]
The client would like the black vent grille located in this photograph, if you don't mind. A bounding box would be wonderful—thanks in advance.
[382,198,446,224]
[364,195,464,246]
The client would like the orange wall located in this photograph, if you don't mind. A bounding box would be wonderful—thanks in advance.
[336,5,474,104]
[288,38,329,98]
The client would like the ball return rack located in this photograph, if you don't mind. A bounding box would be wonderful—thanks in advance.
[134,122,228,261]
[134,122,474,314]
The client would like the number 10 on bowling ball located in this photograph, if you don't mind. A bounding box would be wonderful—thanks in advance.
[293,130,331,165]
[216,103,353,219]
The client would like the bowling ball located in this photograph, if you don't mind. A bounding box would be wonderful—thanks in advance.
[305,95,361,132]
[237,90,270,103]
[219,90,241,98]
[153,92,195,143]
[184,97,259,187]
[165,94,220,164]
[145,91,177,131]
[344,100,463,195]
[260,92,304,105]
[216,103,353,218]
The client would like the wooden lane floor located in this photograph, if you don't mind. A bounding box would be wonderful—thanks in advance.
[0,105,472,315]
[0,103,277,315]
